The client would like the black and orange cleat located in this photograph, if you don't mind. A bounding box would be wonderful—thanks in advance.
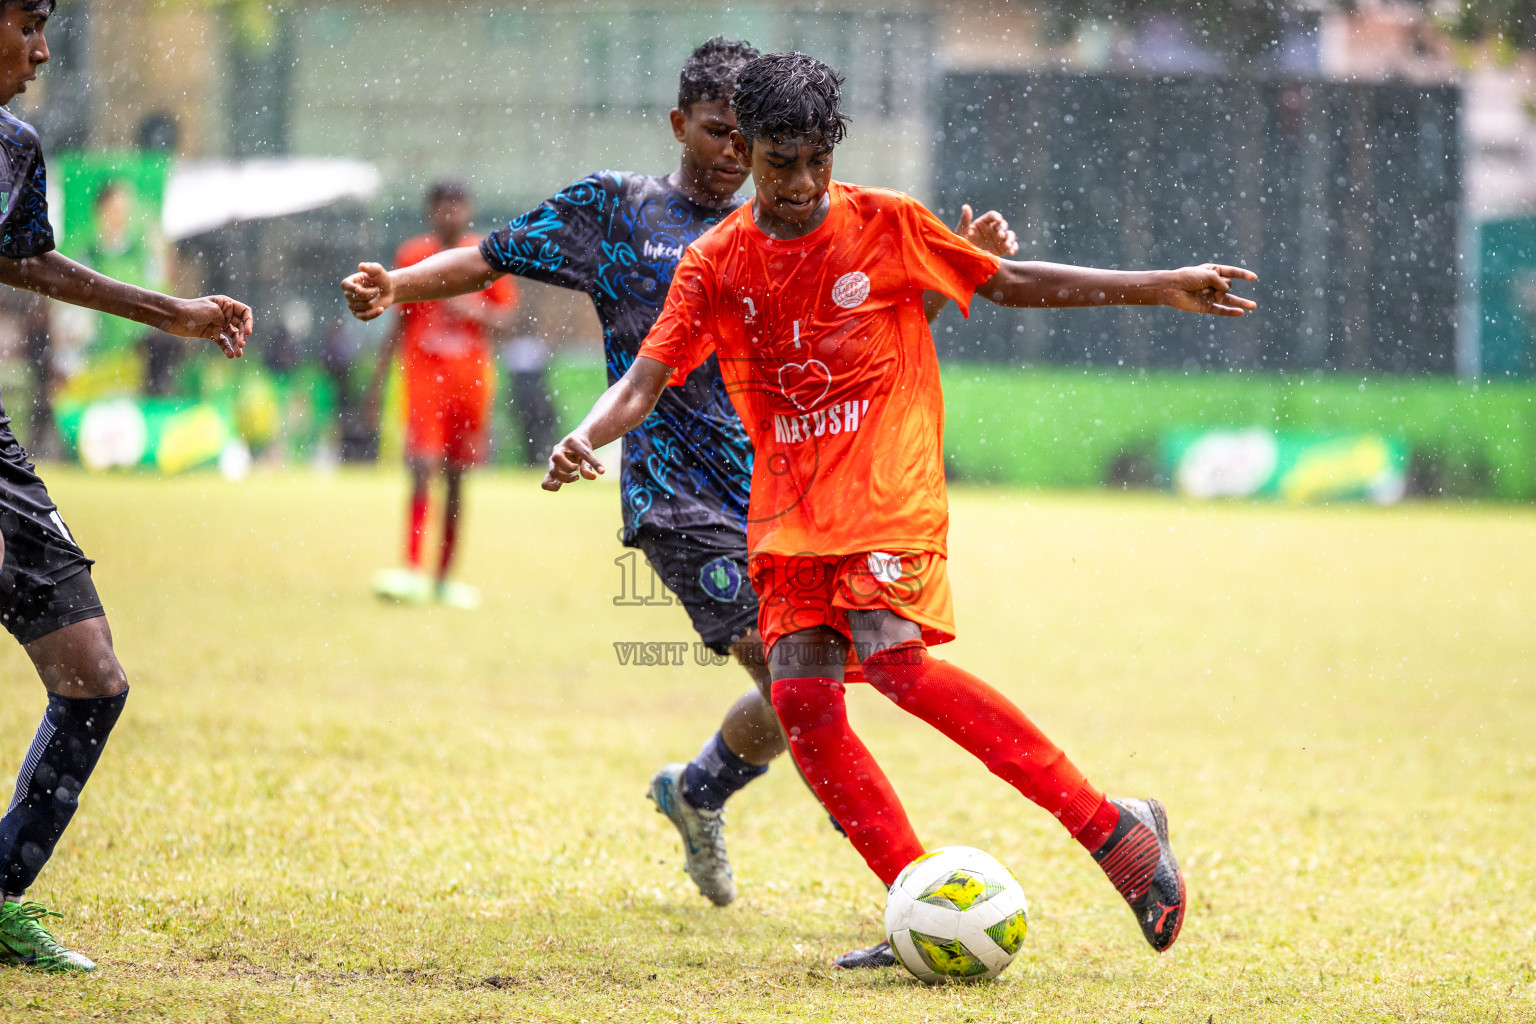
[1092,797,1186,951]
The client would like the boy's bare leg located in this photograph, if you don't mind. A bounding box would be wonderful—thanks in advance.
[717,634,783,764]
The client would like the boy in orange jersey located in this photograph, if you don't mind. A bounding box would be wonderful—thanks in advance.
[369,181,518,607]
[543,52,1257,966]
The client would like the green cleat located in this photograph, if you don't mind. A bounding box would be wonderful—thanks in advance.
[372,567,432,604]
[0,901,96,973]
[436,579,482,610]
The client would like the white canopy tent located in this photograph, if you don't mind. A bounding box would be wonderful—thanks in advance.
[162,158,381,240]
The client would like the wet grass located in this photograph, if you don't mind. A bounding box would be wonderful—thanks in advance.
[1,467,1532,1022]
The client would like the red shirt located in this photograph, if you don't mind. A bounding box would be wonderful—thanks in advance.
[638,182,1000,558]
[395,233,518,375]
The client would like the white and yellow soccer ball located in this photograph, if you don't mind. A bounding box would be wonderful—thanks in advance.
[884,846,1029,984]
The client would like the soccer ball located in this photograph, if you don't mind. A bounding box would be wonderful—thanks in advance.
[885,846,1029,984]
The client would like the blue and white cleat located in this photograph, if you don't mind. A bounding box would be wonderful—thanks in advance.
[648,763,736,907]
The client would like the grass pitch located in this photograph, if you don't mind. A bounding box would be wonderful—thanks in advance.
[1,467,1532,1022]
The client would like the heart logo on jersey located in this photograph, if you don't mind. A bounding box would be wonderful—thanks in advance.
[779,360,831,411]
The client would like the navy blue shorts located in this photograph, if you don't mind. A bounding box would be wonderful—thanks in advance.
[633,525,759,656]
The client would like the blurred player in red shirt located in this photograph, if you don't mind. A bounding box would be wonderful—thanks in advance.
[544,53,1257,967]
[369,181,518,606]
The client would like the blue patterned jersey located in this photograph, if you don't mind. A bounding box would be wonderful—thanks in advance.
[481,172,751,545]
[0,109,53,261]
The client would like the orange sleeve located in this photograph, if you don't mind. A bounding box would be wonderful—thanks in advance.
[637,246,718,386]
[898,199,1002,317]
[484,273,518,310]
[395,236,432,270]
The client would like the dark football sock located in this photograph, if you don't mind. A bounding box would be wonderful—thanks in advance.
[680,731,768,812]
[438,511,459,578]
[0,690,127,897]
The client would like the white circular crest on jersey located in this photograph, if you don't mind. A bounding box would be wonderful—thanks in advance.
[867,551,903,584]
[832,271,871,309]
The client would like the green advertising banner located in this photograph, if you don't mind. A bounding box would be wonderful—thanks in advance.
[1161,429,1410,504]
[53,151,173,401]
[54,397,248,478]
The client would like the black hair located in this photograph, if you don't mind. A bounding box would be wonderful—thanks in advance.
[731,52,849,148]
[426,179,469,207]
[3,0,57,14]
[677,35,759,112]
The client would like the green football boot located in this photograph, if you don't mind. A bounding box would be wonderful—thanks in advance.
[372,567,432,604]
[436,579,482,610]
[0,901,97,973]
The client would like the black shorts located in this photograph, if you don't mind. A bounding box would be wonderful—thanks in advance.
[634,524,759,656]
[1,565,103,645]
[0,412,101,644]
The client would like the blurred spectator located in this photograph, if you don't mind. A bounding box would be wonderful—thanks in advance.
[16,292,56,458]
[321,315,377,463]
[139,331,182,397]
[501,331,557,467]
[264,298,313,380]
[85,181,168,359]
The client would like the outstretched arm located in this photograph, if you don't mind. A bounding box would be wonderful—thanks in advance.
[342,246,504,321]
[0,251,251,357]
[978,261,1257,316]
[542,356,673,491]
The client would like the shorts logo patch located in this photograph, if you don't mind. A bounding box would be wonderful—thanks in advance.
[832,271,870,309]
[699,556,744,603]
[867,551,903,584]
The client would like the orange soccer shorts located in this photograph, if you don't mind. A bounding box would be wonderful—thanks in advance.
[748,549,956,660]
[405,360,494,466]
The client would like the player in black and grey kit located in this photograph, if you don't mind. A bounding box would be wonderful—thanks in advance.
[0,0,253,972]
[343,37,1014,907]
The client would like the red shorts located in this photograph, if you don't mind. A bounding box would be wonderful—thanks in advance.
[405,362,494,466]
[748,550,955,659]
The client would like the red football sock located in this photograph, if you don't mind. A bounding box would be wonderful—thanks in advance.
[862,642,1116,851]
[438,510,459,578]
[770,676,924,886]
[406,489,428,568]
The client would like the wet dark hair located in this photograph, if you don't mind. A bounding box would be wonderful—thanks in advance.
[677,36,759,112]
[3,0,57,14]
[731,52,849,148]
[426,180,469,207]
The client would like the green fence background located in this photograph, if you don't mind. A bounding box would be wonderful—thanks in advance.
[548,361,1536,500]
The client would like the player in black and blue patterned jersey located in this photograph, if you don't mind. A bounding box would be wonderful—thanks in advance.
[343,37,1015,907]
[0,0,254,973]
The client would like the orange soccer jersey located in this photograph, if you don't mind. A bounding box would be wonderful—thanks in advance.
[394,233,518,463]
[637,181,1000,561]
